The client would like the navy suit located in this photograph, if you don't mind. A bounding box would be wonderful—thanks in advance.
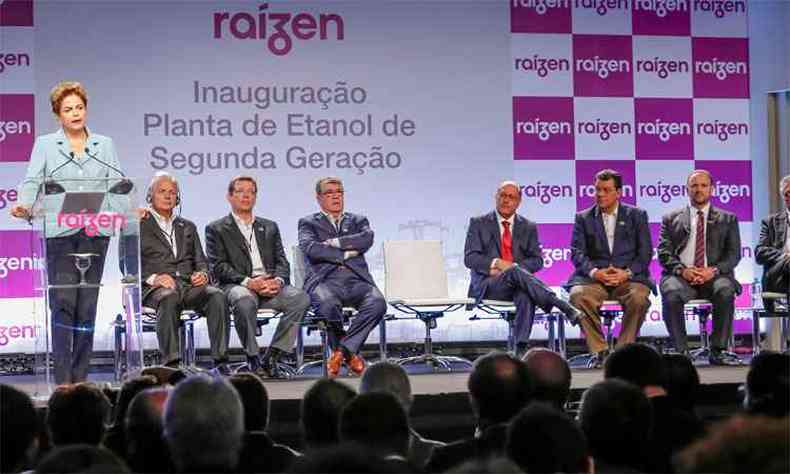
[755,211,789,300]
[464,211,562,344]
[567,203,654,354]
[297,212,385,354]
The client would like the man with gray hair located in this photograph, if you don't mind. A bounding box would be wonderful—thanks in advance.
[465,181,582,355]
[140,172,230,373]
[163,375,244,473]
[755,175,790,350]
[359,362,445,467]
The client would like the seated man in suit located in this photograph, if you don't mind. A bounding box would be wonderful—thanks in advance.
[658,169,742,365]
[205,176,310,378]
[754,174,789,350]
[567,169,654,367]
[140,172,230,373]
[298,177,386,377]
[464,181,582,355]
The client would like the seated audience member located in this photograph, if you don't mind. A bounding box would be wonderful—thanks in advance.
[604,343,703,473]
[674,415,789,474]
[300,378,357,451]
[359,362,445,468]
[35,444,130,473]
[124,387,172,474]
[662,353,701,415]
[1,384,39,473]
[523,348,572,411]
[163,375,244,473]
[579,379,652,474]
[228,373,300,473]
[289,443,406,474]
[426,352,533,473]
[339,392,411,469]
[47,383,111,447]
[103,375,159,459]
[506,402,590,474]
[744,351,790,418]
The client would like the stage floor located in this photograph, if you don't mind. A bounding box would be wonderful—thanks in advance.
[2,364,749,403]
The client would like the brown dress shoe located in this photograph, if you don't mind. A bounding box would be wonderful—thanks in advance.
[327,349,344,377]
[347,353,366,375]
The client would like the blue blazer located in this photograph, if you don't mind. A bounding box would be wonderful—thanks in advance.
[297,212,376,293]
[565,203,656,293]
[464,211,544,301]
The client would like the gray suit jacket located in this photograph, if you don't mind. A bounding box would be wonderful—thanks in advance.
[755,211,789,292]
[657,205,742,292]
[140,214,208,301]
[204,214,290,286]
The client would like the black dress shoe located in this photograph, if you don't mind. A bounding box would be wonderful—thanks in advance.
[555,300,583,327]
[709,351,742,366]
[261,350,287,379]
[211,360,232,376]
[591,350,610,369]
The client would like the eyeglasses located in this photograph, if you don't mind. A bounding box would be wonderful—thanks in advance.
[232,189,257,196]
[322,190,344,197]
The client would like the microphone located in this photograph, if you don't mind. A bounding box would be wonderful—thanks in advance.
[84,144,134,195]
[41,150,78,195]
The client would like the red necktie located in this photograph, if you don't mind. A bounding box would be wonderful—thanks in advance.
[694,210,705,268]
[501,221,513,262]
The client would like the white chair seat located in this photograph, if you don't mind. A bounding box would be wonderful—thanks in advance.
[390,297,474,307]
[687,299,712,306]
[762,292,787,300]
[600,300,622,310]
[480,299,516,308]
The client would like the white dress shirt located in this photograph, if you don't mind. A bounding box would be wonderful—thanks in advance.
[146,208,177,286]
[680,203,710,268]
[784,209,790,254]
[601,205,618,254]
[232,213,268,287]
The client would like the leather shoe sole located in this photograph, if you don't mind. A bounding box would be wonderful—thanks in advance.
[327,350,344,377]
[347,354,366,375]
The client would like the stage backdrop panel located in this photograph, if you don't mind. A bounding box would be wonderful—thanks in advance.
[0,1,759,354]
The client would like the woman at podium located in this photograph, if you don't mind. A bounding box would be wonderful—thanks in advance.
[10,81,126,384]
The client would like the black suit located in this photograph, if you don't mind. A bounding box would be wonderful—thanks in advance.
[140,214,229,364]
[205,214,309,357]
[658,205,741,352]
[755,211,789,304]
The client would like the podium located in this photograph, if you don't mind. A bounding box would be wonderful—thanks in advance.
[27,176,143,398]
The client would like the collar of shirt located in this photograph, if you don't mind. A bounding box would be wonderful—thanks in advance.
[149,208,175,231]
[231,211,255,229]
[599,203,619,218]
[320,210,345,228]
[689,202,710,219]
[496,211,515,227]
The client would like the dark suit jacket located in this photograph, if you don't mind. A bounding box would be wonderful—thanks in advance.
[425,423,507,473]
[657,205,742,292]
[205,214,290,286]
[140,214,208,301]
[297,212,375,293]
[755,211,789,293]
[565,203,655,293]
[464,211,543,301]
[236,431,300,474]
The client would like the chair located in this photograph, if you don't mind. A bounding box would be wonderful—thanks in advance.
[113,307,199,382]
[471,300,567,358]
[384,240,474,371]
[228,308,296,377]
[291,246,385,377]
[752,292,789,354]
[684,299,741,364]
[568,300,623,369]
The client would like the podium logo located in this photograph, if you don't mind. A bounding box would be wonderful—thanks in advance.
[57,211,128,237]
[511,0,571,33]
[0,94,35,162]
[635,98,693,160]
[514,54,570,78]
[0,0,33,26]
[693,38,749,98]
[696,120,748,142]
[513,97,574,160]
[693,0,746,18]
[0,230,43,299]
[635,57,689,80]
[0,188,18,210]
[213,2,345,56]
[573,35,633,97]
